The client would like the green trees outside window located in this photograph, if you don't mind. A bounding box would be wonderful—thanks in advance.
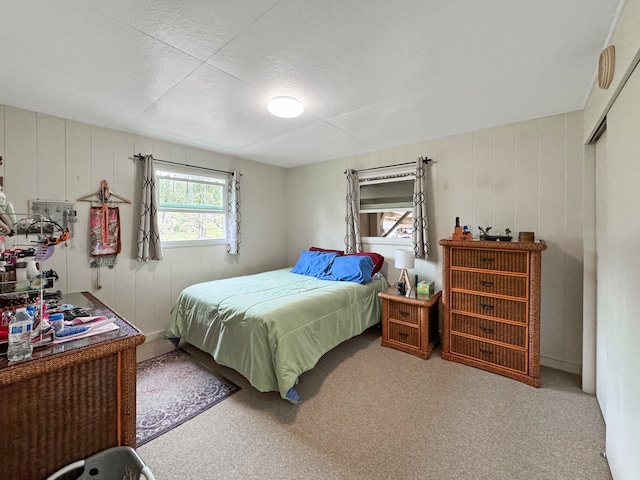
[156,168,227,243]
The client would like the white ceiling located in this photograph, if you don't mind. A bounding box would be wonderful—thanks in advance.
[0,1,624,168]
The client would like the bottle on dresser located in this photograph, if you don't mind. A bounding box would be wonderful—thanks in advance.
[7,307,33,362]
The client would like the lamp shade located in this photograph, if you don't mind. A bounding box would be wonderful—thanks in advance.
[394,250,415,269]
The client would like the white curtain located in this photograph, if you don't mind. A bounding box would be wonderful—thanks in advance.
[226,170,241,255]
[136,154,164,261]
[344,169,362,253]
[412,157,430,259]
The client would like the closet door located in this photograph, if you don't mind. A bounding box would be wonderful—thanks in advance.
[599,62,640,478]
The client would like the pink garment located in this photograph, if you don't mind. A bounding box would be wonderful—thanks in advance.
[90,206,121,256]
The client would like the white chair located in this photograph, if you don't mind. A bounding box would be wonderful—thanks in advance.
[46,446,156,480]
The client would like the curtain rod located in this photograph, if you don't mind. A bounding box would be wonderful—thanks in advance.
[343,157,432,174]
[133,154,237,176]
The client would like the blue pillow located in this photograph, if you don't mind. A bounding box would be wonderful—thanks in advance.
[318,255,374,284]
[291,250,338,277]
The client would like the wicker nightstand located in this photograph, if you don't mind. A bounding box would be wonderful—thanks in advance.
[378,287,442,359]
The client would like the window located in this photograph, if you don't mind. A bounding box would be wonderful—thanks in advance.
[358,167,414,239]
[156,164,227,247]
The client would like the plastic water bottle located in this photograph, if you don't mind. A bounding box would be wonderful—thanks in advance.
[7,307,33,362]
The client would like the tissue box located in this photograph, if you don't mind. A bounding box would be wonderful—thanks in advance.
[417,280,435,295]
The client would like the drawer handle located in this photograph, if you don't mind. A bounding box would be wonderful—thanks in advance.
[479,326,494,334]
[481,257,494,264]
[480,280,494,287]
[480,303,494,310]
[399,311,409,317]
[480,349,493,356]
[399,332,409,339]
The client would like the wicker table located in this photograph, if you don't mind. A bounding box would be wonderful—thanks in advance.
[0,292,145,480]
[379,286,442,359]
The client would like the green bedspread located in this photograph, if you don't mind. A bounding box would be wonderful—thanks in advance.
[165,268,388,403]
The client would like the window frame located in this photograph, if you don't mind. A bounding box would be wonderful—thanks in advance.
[155,162,228,249]
[358,165,415,242]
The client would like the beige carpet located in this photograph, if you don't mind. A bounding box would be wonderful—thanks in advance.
[137,328,611,480]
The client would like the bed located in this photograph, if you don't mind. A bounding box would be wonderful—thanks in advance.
[165,255,388,404]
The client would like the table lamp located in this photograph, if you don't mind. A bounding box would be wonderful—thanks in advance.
[395,250,415,296]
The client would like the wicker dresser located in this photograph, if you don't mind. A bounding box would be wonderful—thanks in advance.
[0,292,145,480]
[379,286,442,359]
[439,239,546,386]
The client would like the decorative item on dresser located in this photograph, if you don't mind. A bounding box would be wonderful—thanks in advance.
[439,239,546,386]
[378,286,442,359]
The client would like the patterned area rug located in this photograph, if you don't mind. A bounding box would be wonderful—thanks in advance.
[136,348,240,446]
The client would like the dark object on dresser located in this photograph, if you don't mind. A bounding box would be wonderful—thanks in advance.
[478,226,512,242]
[480,234,513,242]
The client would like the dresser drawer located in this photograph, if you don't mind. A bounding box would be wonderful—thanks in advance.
[450,334,526,372]
[387,322,420,348]
[388,302,419,325]
[451,248,528,273]
[451,313,527,348]
[451,270,528,298]
[451,292,527,322]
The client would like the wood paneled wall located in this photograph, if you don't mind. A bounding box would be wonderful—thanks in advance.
[0,105,289,339]
[286,111,585,373]
[0,102,586,372]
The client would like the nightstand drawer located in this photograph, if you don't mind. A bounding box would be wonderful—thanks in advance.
[451,248,528,273]
[450,334,526,372]
[387,322,420,348]
[451,292,527,322]
[451,270,528,298]
[388,302,419,325]
[451,313,526,348]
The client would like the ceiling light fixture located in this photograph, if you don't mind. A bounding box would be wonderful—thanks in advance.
[267,96,304,118]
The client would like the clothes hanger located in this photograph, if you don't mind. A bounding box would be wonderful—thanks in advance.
[77,180,132,204]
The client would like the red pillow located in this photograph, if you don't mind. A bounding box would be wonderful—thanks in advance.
[345,252,384,275]
[309,246,344,256]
